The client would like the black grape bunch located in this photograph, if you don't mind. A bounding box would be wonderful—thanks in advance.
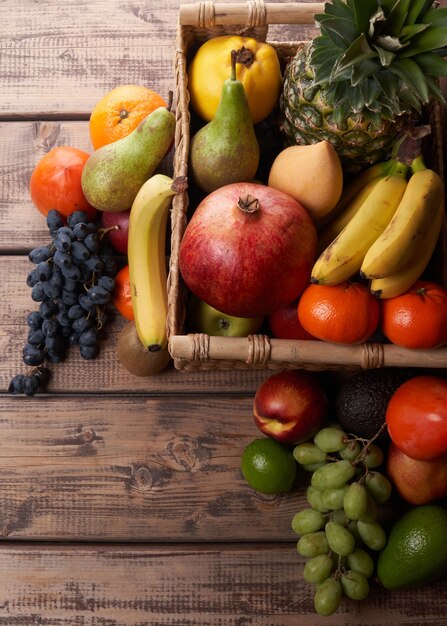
[9,209,117,396]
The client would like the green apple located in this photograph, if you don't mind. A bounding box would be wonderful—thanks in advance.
[187,295,264,337]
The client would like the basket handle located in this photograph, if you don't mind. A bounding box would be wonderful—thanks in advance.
[169,334,447,369]
[179,1,324,27]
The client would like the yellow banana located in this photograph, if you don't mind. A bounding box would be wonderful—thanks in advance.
[370,194,444,299]
[311,165,409,285]
[317,178,381,254]
[361,168,444,279]
[315,158,395,231]
[128,174,178,351]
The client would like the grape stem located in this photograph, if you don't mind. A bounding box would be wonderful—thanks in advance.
[350,422,387,467]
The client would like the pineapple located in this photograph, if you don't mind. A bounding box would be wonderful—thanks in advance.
[280,0,447,172]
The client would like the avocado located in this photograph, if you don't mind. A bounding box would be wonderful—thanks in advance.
[335,367,416,440]
[377,505,447,590]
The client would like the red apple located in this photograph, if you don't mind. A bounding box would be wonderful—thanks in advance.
[179,182,317,318]
[386,442,447,505]
[253,370,328,445]
[268,300,316,340]
[101,209,130,254]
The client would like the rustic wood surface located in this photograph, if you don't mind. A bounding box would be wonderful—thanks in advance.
[1,0,447,624]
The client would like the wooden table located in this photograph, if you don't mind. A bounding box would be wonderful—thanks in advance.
[1,1,447,624]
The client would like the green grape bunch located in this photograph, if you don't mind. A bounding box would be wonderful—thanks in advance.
[291,425,392,617]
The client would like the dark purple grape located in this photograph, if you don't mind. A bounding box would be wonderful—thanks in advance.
[56,310,71,327]
[29,245,51,264]
[41,318,58,337]
[31,282,48,302]
[34,366,51,386]
[27,328,45,347]
[8,374,26,394]
[22,375,39,396]
[79,344,98,360]
[53,250,71,268]
[67,304,84,319]
[84,256,103,273]
[84,233,98,252]
[43,281,61,300]
[39,300,58,319]
[71,241,90,261]
[72,315,93,333]
[27,311,43,329]
[73,222,90,240]
[98,275,115,292]
[22,344,45,366]
[78,293,96,312]
[61,264,81,281]
[79,328,97,346]
[54,233,72,252]
[46,210,64,233]
[26,269,39,287]
[67,211,88,228]
[87,285,111,305]
[50,268,64,288]
[61,290,78,307]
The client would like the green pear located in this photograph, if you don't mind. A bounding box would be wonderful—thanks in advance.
[81,107,175,212]
[189,50,260,194]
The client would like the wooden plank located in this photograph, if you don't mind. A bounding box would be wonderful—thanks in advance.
[0,395,308,541]
[0,0,318,119]
[1,256,274,393]
[0,542,446,625]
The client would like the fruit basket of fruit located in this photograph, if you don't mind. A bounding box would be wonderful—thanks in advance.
[167,0,447,372]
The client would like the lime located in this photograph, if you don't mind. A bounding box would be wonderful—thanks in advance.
[377,504,447,590]
[241,437,297,494]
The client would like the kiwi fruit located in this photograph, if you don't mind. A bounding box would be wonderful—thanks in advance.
[335,367,417,440]
[117,321,171,376]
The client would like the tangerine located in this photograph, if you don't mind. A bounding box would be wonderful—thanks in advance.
[297,281,379,344]
[380,280,447,349]
[89,85,167,150]
[113,265,134,321]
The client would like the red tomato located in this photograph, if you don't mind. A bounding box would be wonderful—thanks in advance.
[29,146,96,221]
[386,375,447,461]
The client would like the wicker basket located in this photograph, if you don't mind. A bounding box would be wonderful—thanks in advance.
[167,0,447,372]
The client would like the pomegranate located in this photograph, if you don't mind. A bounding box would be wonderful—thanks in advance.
[179,182,317,317]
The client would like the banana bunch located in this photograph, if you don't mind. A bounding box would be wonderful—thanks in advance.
[127,174,181,352]
[312,156,444,298]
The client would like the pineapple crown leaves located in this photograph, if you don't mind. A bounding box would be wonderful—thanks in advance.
[311,0,447,120]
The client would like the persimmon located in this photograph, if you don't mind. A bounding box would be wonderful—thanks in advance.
[297,281,379,344]
[89,85,167,150]
[113,265,134,321]
[380,280,447,349]
[29,146,96,221]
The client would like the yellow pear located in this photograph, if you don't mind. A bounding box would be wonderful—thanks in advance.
[268,141,343,221]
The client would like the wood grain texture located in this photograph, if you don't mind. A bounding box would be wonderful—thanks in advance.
[0,395,306,541]
[1,543,446,626]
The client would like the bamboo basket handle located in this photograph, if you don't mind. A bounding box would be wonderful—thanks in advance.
[170,335,447,369]
[179,2,324,27]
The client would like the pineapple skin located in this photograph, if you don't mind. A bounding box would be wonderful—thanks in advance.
[280,44,414,174]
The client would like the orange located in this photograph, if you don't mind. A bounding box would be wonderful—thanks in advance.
[113,265,134,321]
[380,280,447,349]
[89,85,167,150]
[297,281,379,344]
